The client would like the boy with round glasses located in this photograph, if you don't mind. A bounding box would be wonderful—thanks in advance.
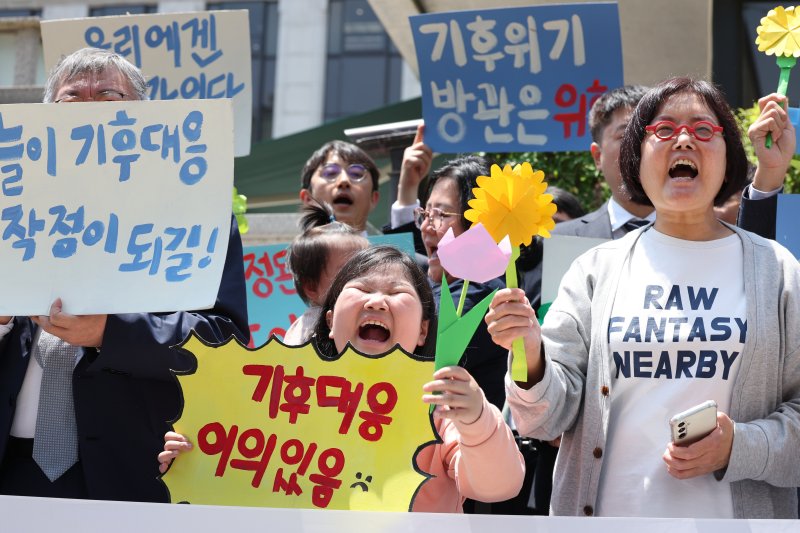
[299,140,381,234]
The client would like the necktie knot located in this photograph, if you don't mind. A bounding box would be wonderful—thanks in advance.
[623,219,649,233]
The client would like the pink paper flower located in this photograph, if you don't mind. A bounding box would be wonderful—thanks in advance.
[437,223,512,283]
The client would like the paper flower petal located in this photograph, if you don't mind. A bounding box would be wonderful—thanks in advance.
[756,6,800,57]
[464,163,556,246]
[437,223,512,283]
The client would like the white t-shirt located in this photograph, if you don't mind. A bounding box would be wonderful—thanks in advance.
[596,229,745,518]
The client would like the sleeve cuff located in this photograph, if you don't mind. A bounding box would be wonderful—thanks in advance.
[0,317,14,338]
[721,421,769,482]
[455,396,504,447]
[747,184,783,200]
[390,200,419,229]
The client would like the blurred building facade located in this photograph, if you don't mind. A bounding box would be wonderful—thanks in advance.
[0,0,421,142]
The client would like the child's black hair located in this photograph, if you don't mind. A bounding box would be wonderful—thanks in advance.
[287,201,368,305]
[313,245,437,358]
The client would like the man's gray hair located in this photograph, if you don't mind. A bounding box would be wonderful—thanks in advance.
[43,47,148,103]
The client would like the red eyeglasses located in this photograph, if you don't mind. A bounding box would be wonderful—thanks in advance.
[645,120,723,142]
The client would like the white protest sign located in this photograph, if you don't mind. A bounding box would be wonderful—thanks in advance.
[0,99,233,315]
[542,234,608,304]
[41,10,252,157]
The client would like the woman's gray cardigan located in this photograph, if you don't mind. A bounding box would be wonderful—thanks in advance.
[506,225,800,518]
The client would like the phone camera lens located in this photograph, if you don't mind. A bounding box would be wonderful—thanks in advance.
[678,422,686,428]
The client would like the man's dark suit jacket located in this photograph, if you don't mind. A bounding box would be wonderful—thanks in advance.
[0,215,249,502]
[738,187,778,239]
[519,202,614,310]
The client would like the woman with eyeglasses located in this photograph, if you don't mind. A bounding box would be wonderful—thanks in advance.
[408,155,510,414]
[488,78,800,518]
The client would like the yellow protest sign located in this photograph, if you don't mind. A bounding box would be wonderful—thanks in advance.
[163,334,436,511]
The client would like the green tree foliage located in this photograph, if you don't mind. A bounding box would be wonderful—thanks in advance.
[736,104,800,193]
[481,150,602,211]
[483,106,799,212]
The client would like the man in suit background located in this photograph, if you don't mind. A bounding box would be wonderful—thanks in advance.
[519,85,653,309]
[0,48,249,502]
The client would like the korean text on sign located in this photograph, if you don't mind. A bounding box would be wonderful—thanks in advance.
[0,99,234,316]
[410,3,624,152]
[167,338,434,511]
[41,10,252,156]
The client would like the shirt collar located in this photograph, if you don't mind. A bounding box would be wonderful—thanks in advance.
[607,197,656,232]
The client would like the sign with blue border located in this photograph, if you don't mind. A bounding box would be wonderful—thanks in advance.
[410,2,623,153]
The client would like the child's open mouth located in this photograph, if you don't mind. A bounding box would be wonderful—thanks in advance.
[358,320,390,343]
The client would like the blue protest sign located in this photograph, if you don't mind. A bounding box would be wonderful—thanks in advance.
[410,3,623,153]
[789,107,800,153]
[777,194,800,259]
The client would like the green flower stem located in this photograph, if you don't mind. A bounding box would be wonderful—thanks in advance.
[767,56,797,148]
[456,280,469,317]
[505,245,527,381]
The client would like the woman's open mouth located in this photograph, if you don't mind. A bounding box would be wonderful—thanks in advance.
[669,159,698,180]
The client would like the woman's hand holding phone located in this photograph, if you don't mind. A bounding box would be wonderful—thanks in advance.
[662,411,735,480]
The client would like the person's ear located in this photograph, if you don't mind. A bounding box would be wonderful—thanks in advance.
[305,282,321,305]
[590,142,602,169]
[417,319,429,347]
[369,189,380,211]
[299,188,313,206]
[325,309,334,338]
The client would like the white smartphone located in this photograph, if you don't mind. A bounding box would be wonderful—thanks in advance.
[669,400,718,446]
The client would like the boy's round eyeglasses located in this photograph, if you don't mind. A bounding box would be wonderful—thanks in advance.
[413,207,461,229]
[318,163,369,182]
[645,120,723,142]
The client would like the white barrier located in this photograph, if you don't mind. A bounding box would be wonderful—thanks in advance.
[0,495,796,533]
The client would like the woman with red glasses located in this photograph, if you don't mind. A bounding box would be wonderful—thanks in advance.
[489,77,800,518]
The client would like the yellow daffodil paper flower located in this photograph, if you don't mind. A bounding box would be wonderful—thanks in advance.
[464,162,556,247]
[756,6,800,57]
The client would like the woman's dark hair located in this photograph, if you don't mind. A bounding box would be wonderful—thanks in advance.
[547,186,586,220]
[312,245,437,359]
[287,202,368,305]
[425,155,490,230]
[300,140,380,192]
[619,77,749,208]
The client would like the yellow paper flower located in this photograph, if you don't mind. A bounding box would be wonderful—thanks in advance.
[756,6,800,57]
[464,162,556,247]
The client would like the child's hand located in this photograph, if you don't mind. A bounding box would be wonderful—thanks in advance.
[422,366,484,425]
[158,431,193,474]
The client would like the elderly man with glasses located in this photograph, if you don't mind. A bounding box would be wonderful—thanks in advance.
[0,47,249,502]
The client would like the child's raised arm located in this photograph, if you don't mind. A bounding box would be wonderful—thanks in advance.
[158,431,193,474]
[421,365,525,506]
